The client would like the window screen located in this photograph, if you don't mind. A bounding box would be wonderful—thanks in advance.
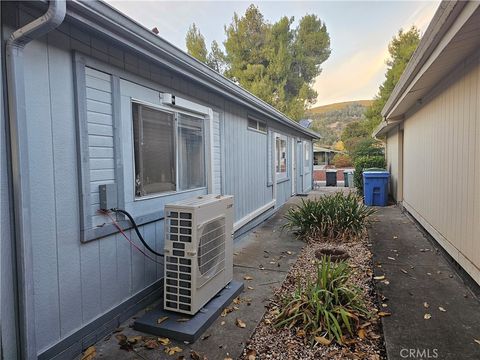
[248,117,267,133]
[177,113,206,191]
[133,104,175,196]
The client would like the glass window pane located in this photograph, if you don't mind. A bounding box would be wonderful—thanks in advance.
[178,113,205,190]
[258,121,267,133]
[248,118,257,130]
[133,103,175,196]
[276,135,287,177]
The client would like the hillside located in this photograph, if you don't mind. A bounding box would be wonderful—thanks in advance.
[307,100,373,146]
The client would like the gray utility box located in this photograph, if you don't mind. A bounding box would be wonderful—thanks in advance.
[99,183,117,210]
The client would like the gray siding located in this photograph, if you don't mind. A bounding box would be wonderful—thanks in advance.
[5,5,315,356]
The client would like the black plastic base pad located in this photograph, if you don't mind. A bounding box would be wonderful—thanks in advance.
[133,280,244,343]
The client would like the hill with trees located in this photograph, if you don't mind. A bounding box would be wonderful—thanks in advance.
[307,100,373,146]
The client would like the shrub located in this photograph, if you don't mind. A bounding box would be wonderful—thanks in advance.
[332,154,352,168]
[275,256,369,344]
[283,192,375,241]
[353,155,386,195]
[349,137,384,160]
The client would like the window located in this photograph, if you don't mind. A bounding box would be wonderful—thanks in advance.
[248,117,267,133]
[132,103,205,197]
[304,141,311,169]
[275,134,287,179]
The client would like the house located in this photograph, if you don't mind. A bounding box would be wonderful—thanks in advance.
[0,1,317,358]
[374,1,480,288]
[313,145,340,167]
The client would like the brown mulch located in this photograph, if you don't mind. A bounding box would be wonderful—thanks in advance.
[241,235,386,360]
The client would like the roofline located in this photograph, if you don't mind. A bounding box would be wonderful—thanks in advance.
[381,0,466,119]
[372,119,403,138]
[58,0,319,139]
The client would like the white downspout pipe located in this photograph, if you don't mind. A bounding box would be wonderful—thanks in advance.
[5,1,66,358]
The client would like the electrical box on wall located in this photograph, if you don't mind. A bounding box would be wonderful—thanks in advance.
[99,183,117,210]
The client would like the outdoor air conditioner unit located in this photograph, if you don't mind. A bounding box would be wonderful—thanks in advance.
[164,194,234,315]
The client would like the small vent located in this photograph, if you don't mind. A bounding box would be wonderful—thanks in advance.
[197,217,225,286]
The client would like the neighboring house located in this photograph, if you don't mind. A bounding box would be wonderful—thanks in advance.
[313,145,340,167]
[0,1,317,359]
[375,1,480,288]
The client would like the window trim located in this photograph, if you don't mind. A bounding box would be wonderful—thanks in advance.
[275,133,288,181]
[247,116,267,134]
[130,99,208,201]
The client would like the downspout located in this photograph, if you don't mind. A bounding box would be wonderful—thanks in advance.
[5,1,66,358]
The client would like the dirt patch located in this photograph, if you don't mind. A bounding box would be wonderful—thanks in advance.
[242,238,386,360]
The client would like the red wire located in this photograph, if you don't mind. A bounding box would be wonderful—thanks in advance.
[99,210,163,265]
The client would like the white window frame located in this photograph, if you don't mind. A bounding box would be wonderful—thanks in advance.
[247,116,267,134]
[275,133,288,181]
[303,141,311,174]
[131,100,208,200]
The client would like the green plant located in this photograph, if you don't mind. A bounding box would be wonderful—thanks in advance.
[332,153,352,168]
[275,256,369,344]
[353,155,386,195]
[283,192,375,241]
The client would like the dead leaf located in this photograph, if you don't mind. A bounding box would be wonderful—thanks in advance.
[315,336,332,346]
[247,286,254,290]
[244,275,253,281]
[201,334,210,340]
[287,251,292,255]
[360,322,371,328]
[400,269,408,274]
[424,313,431,320]
[423,302,429,309]
[438,306,447,312]
[158,337,170,346]
[358,329,366,339]
[387,257,396,261]
[377,311,391,317]
[296,329,306,337]
[157,316,169,324]
[236,318,246,328]
[113,327,124,333]
[144,339,159,349]
[474,339,480,345]
[246,349,257,360]
[224,358,233,360]
[233,297,241,305]
[393,236,398,239]
[221,307,233,317]
[220,321,226,325]
[190,350,201,360]
[127,335,143,344]
[115,334,127,343]
[373,275,385,280]
[176,318,190,322]
[81,346,96,360]
[164,346,183,355]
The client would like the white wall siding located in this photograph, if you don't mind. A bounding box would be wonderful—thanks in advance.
[386,127,399,201]
[401,55,480,285]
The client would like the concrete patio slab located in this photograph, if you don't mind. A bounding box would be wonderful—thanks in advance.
[369,206,480,360]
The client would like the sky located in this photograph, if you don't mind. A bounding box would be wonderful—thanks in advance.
[105,0,439,107]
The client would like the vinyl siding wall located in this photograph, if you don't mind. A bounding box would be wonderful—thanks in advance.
[395,53,480,286]
[4,4,313,356]
[386,126,400,201]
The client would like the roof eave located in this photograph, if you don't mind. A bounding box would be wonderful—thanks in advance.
[64,0,319,139]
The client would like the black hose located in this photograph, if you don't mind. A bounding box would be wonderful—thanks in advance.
[111,208,165,257]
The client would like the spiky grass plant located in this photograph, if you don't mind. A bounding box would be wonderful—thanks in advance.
[283,192,375,241]
[275,256,369,344]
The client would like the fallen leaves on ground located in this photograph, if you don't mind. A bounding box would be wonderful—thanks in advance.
[81,346,96,360]
[115,334,133,351]
[474,339,480,346]
[221,307,234,317]
[373,275,385,280]
[164,346,183,355]
[438,306,447,312]
[246,349,257,360]
[358,329,367,339]
[236,318,246,328]
[423,302,429,309]
[127,336,142,344]
[244,275,254,281]
[424,313,431,320]
[247,286,254,290]
[314,336,332,346]
[377,311,391,317]
[157,316,169,324]
[158,337,170,346]
[144,339,159,349]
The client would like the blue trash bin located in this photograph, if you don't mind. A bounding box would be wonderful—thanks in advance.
[363,171,389,206]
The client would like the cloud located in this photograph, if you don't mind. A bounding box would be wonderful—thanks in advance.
[313,46,389,106]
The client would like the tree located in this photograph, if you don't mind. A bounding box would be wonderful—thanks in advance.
[186,23,208,63]
[207,40,227,74]
[364,27,420,132]
[222,5,331,120]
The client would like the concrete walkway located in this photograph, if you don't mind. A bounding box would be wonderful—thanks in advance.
[81,197,307,360]
[370,206,480,360]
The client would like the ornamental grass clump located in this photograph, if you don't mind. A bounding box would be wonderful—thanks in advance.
[275,256,369,344]
[283,192,375,241]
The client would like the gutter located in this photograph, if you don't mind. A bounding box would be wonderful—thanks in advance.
[5,1,66,358]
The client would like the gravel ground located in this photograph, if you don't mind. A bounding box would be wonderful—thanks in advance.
[241,234,386,360]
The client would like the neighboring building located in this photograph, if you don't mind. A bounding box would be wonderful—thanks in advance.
[375,1,480,288]
[0,1,317,358]
[313,145,340,167]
